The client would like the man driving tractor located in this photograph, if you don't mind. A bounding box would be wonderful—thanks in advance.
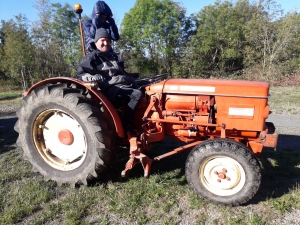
[76,28,142,136]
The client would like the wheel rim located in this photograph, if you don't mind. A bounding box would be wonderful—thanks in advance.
[33,109,87,171]
[199,156,246,196]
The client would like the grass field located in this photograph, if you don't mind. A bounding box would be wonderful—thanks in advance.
[0,86,300,224]
[0,91,22,106]
[268,86,300,114]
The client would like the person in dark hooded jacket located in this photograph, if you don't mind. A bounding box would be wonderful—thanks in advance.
[77,28,142,135]
[83,1,120,54]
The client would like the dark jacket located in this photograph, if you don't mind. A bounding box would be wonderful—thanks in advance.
[83,1,120,53]
[76,48,138,101]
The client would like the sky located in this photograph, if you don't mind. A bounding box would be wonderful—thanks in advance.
[0,0,299,27]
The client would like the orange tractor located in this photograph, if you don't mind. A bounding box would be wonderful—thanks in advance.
[14,4,278,206]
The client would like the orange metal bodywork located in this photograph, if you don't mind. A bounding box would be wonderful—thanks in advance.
[121,78,278,176]
[143,79,278,156]
[146,79,269,130]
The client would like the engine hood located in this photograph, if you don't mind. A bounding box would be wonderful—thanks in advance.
[145,79,269,98]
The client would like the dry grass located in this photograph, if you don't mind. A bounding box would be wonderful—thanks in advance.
[269,86,300,114]
[0,92,22,107]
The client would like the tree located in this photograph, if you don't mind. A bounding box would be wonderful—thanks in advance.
[242,0,300,78]
[188,0,249,78]
[0,15,34,90]
[279,13,300,74]
[243,0,283,72]
[0,24,6,80]
[119,0,190,77]
[50,3,83,72]
[0,0,84,88]
[31,0,57,80]
[30,0,78,81]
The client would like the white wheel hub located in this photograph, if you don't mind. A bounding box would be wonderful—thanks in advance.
[33,109,87,171]
[200,156,246,196]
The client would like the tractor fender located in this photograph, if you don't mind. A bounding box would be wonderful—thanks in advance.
[24,77,124,138]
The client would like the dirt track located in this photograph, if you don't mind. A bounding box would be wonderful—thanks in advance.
[267,113,300,150]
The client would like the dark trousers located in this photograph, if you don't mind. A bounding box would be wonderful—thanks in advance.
[115,88,142,130]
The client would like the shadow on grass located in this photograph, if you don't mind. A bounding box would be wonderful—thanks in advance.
[0,93,22,101]
[0,117,18,154]
[250,134,300,204]
[0,94,21,101]
[107,136,188,182]
[111,134,300,206]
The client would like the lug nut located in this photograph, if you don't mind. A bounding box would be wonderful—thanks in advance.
[218,173,225,179]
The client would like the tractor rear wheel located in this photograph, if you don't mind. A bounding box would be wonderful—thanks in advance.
[185,138,261,206]
[14,83,117,186]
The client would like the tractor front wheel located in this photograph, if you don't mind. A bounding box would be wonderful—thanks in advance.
[185,139,261,206]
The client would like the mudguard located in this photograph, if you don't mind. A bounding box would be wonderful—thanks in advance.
[24,77,124,138]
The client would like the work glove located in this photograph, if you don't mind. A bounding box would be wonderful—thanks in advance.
[92,74,104,82]
[82,74,104,82]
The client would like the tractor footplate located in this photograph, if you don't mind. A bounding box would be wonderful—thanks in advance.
[121,152,153,178]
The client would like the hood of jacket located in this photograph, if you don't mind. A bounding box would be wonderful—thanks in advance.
[91,1,112,18]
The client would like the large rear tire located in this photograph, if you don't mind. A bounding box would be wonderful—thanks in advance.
[14,83,117,186]
[185,138,261,206]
